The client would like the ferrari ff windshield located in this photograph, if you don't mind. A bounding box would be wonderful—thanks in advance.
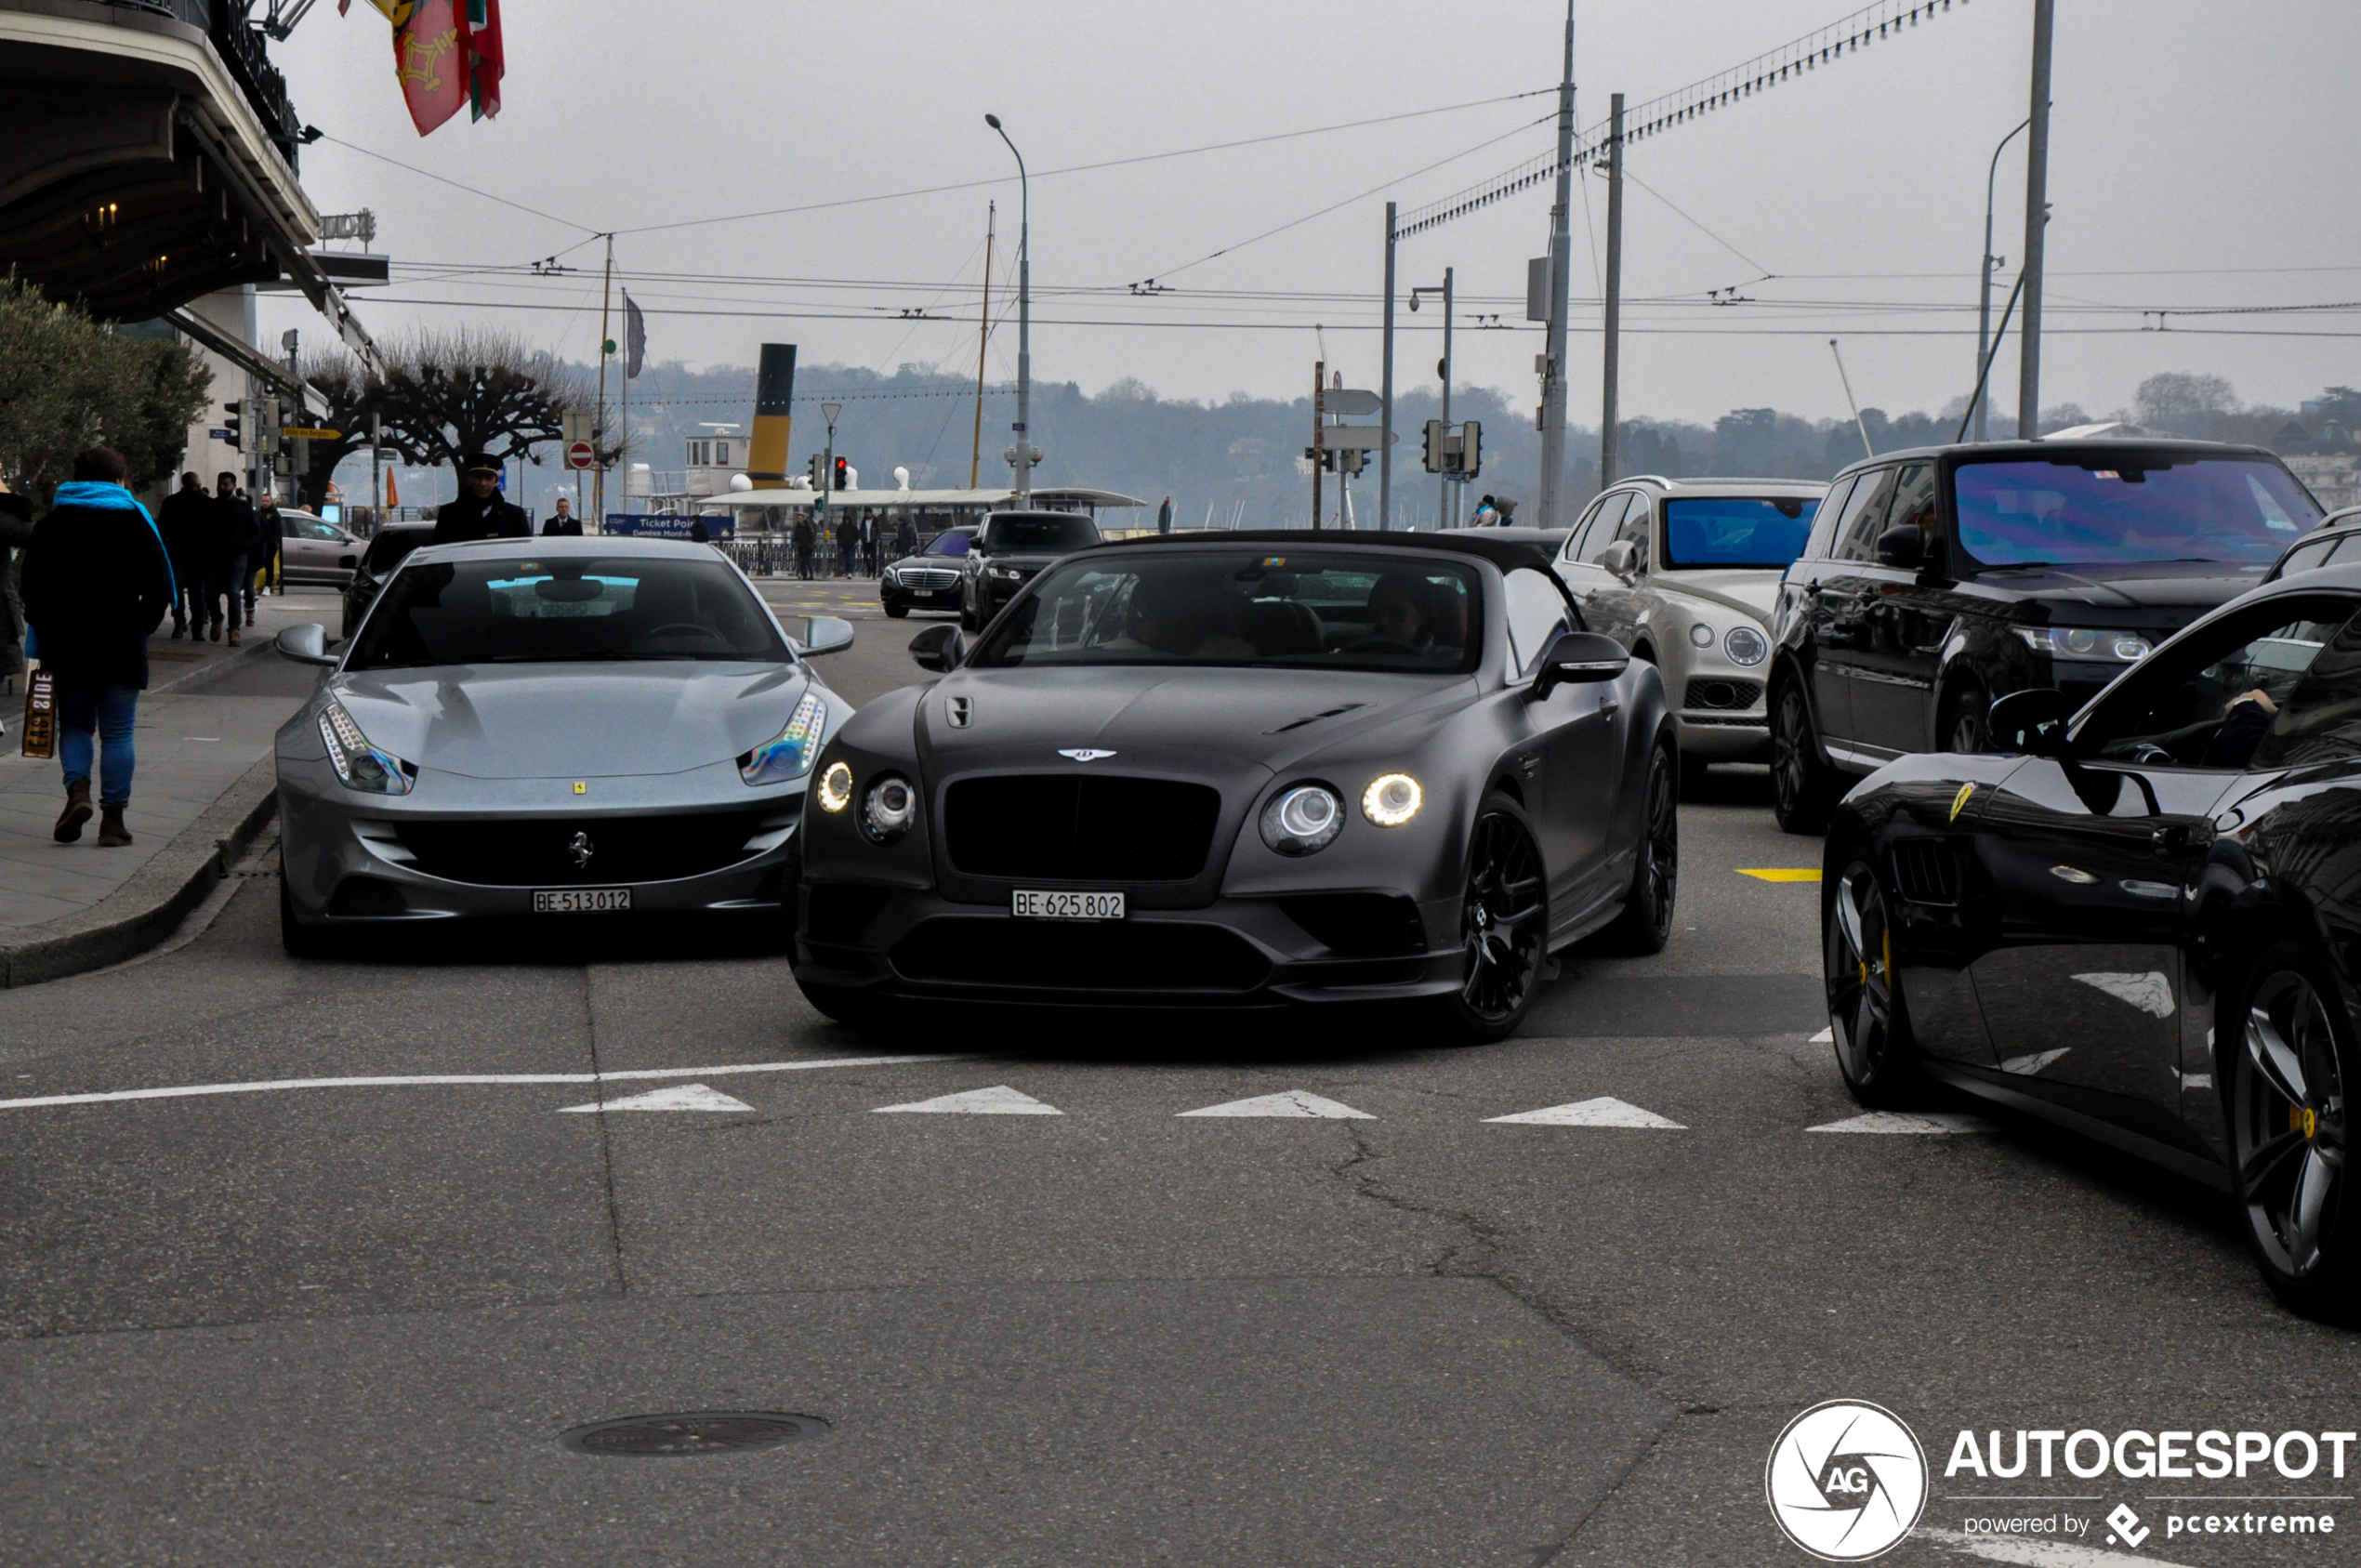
[1662,496,1819,569]
[970,551,1483,673]
[1953,455,2321,568]
[345,555,789,669]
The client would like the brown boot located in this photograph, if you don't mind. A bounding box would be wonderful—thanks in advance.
[97,807,133,848]
[54,781,92,843]
[228,626,242,647]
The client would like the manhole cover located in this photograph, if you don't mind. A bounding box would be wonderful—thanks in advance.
[559,1412,826,1456]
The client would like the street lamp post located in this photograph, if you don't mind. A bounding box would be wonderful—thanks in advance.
[820,400,842,552]
[1975,117,2030,443]
[1410,269,1454,528]
[986,113,1032,507]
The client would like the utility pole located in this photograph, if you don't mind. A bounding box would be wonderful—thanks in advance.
[1378,202,1396,531]
[969,202,995,487]
[370,411,382,528]
[1310,359,1325,533]
[594,232,613,524]
[1599,92,1626,491]
[1975,118,2029,443]
[1829,339,1874,460]
[2016,0,2054,441]
[1536,0,1576,528]
[1439,268,1453,528]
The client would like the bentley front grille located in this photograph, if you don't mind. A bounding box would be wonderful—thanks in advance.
[943,775,1221,882]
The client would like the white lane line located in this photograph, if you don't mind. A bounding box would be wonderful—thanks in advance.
[558,1084,755,1113]
[1486,1096,1685,1128]
[0,1054,970,1113]
[1177,1090,1373,1119]
[1919,1526,2189,1566]
[1809,1027,1835,1044]
[872,1085,1061,1115]
[1809,1111,1996,1134]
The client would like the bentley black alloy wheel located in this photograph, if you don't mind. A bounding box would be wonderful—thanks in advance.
[1432,794,1549,1043]
[2230,945,2356,1321]
[1772,680,1838,835]
[1603,742,1678,954]
[1825,855,1919,1106]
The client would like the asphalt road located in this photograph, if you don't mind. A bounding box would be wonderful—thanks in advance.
[2,600,2356,1567]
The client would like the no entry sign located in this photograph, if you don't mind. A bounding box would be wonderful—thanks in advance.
[566,441,595,470]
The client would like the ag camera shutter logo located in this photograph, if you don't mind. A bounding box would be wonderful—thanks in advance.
[1765,1400,1929,1561]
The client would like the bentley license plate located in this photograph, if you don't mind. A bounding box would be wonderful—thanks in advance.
[534,888,632,914]
[1011,889,1125,921]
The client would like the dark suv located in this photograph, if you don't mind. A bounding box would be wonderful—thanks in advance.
[959,509,1101,630]
[1768,439,2323,832]
[340,521,434,639]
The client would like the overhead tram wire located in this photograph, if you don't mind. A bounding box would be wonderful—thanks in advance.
[319,135,601,236]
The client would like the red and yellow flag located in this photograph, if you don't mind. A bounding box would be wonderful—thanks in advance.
[344,0,505,137]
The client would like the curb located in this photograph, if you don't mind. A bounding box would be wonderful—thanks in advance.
[0,753,279,988]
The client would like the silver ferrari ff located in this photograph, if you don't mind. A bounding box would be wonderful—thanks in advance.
[271,536,852,955]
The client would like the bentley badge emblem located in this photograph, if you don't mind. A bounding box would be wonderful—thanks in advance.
[947,696,972,729]
[1058,748,1116,762]
[569,831,594,870]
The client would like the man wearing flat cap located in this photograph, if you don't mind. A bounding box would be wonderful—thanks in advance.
[432,454,532,546]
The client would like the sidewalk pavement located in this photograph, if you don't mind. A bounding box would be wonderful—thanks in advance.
[0,588,343,982]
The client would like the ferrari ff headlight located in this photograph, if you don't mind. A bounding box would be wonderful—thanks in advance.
[738,691,828,786]
[317,699,414,796]
[816,761,854,813]
[861,773,917,844]
[1260,784,1343,856]
[1723,626,1768,665]
[2015,626,2152,663]
[1362,772,1423,827]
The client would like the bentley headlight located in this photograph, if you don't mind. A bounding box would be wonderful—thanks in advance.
[1723,626,1768,665]
[816,761,854,813]
[2016,626,2151,663]
[738,691,828,786]
[317,699,414,796]
[1260,784,1343,856]
[1362,772,1423,827]
[862,773,917,843]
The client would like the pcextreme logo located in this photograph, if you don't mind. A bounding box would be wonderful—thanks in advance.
[1766,1400,1930,1561]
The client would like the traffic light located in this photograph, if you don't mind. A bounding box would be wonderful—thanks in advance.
[257,397,282,455]
[1459,420,1482,480]
[832,456,849,492]
[808,453,825,489]
[221,402,244,450]
[1422,419,1446,475]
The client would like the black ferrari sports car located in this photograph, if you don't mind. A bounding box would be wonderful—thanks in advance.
[791,531,1678,1041]
[1824,561,2361,1318]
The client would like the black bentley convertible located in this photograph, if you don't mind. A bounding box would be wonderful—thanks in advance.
[791,532,1677,1042]
[1826,560,2361,1317]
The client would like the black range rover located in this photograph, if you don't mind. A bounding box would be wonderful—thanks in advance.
[960,509,1101,630]
[1768,439,2323,832]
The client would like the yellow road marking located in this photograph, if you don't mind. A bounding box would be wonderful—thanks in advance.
[1737,868,1823,883]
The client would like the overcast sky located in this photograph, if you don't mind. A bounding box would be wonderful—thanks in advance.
[264,1,2361,431]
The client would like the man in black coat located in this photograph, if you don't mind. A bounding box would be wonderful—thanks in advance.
[433,454,532,545]
[202,471,257,644]
[21,447,174,847]
[157,472,210,639]
[540,496,583,537]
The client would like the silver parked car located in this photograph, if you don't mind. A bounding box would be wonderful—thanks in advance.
[1557,476,1827,772]
[272,537,851,955]
[278,508,363,587]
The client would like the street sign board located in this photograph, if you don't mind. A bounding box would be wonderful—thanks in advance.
[1321,425,1396,453]
[280,427,342,441]
[1325,389,1381,417]
[603,513,733,540]
[566,441,595,470]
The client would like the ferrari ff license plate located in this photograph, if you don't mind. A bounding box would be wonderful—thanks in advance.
[534,888,632,914]
[1011,889,1126,921]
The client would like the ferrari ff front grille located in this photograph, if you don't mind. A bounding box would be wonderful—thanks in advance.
[943,775,1220,881]
[1683,678,1763,712]
[395,809,786,887]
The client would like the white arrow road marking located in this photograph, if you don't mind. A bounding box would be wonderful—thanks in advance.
[2071,970,2175,1018]
[0,1054,971,1113]
[558,1084,754,1113]
[1919,1526,2189,1566]
[1809,1111,1996,1134]
[1176,1090,1373,1119]
[2001,1048,2073,1075]
[1485,1096,1685,1128]
[871,1085,1062,1115]
[1809,1027,1835,1044]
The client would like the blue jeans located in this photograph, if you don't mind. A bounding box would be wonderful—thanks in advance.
[57,680,138,809]
[206,555,247,629]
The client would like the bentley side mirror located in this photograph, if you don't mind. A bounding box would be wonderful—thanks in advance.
[908,623,967,672]
[1987,686,2075,757]
[1599,538,1640,580]
[1875,525,1927,571]
[798,615,855,656]
[273,623,337,666]
[1531,630,1629,699]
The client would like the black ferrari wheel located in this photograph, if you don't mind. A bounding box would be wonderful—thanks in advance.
[1824,854,1920,1106]
[2229,945,2357,1322]
[1771,679,1839,836]
[1941,683,1990,754]
[1602,742,1678,955]
[1430,795,1549,1044]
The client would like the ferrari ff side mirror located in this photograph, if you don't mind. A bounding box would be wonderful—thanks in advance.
[908,623,967,672]
[1599,538,1640,579]
[799,615,855,656]
[274,623,337,666]
[1532,630,1629,698]
[1875,524,1927,570]
[1987,686,2075,756]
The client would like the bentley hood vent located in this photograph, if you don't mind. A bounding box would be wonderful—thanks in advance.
[1265,702,1365,735]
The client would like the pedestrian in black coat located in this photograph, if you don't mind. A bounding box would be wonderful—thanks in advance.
[540,496,584,536]
[432,454,532,545]
[157,472,210,638]
[202,471,257,643]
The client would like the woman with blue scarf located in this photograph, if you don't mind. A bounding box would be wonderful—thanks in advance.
[20,448,175,847]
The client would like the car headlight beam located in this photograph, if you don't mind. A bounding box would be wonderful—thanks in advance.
[1261,784,1344,856]
[738,691,829,786]
[1362,772,1423,827]
[816,761,854,813]
[317,698,414,796]
[2015,626,2152,663]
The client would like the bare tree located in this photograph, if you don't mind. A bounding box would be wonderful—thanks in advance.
[372,328,586,490]
[2135,373,2239,435]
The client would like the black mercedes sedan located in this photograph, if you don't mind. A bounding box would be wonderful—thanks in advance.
[1824,562,2361,1318]
[791,532,1677,1042]
[1769,439,2323,833]
[879,527,975,618]
[959,509,1101,630]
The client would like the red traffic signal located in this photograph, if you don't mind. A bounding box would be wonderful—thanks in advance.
[832,456,849,491]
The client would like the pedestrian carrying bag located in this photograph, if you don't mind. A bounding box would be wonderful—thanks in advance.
[20,667,55,759]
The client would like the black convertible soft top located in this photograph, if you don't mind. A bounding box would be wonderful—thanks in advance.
[1092,528,1563,576]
